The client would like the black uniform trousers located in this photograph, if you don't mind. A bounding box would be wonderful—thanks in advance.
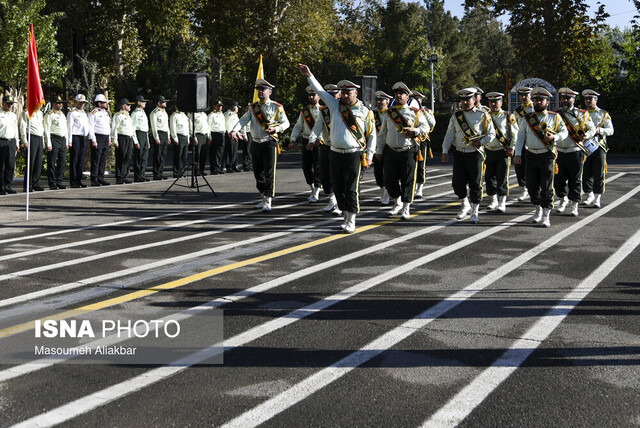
[383,145,418,203]
[242,133,253,171]
[554,150,584,202]
[24,134,43,190]
[582,146,606,194]
[224,133,239,171]
[0,138,17,192]
[173,134,188,177]
[525,150,555,209]
[318,144,332,194]
[484,149,509,197]
[329,150,362,213]
[301,137,320,187]
[251,137,278,197]
[193,132,208,173]
[152,130,169,179]
[416,142,429,184]
[373,154,384,188]
[115,134,133,181]
[69,135,86,186]
[91,133,109,183]
[209,131,225,174]
[133,130,150,181]
[48,135,67,187]
[452,149,484,203]
[515,153,526,187]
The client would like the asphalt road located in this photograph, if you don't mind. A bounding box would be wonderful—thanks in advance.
[0,153,639,427]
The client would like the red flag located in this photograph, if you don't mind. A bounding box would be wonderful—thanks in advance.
[27,23,45,118]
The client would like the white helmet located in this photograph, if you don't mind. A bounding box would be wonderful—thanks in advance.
[94,94,111,103]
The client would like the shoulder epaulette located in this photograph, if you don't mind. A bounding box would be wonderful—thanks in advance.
[579,109,586,113]
[410,107,420,112]
[91,108,99,114]
[272,101,283,107]
[68,107,76,112]
[548,111,558,115]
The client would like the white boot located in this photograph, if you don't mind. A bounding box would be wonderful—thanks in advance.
[583,191,595,205]
[531,206,543,223]
[339,211,348,230]
[594,194,602,208]
[556,196,569,213]
[344,212,356,234]
[470,203,480,224]
[324,193,337,212]
[497,195,507,213]
[307,184,314,201]
[400,202,411,220]
[379,187,390,205]
[570,200,579,217]
[388,197,402,216]
[487,195,498,211]
[414,183,424,199]
[254,194,265,209]
[262,196,272,212]
[541,208,551,227]
[309,185,321,202]
[517,187,529,201]
[456,197,471,220]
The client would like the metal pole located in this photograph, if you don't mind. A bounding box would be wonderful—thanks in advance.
[430,59,435,112]
[26,117,31,221]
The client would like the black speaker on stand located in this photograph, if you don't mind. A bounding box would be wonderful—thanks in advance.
[163,72,217,197]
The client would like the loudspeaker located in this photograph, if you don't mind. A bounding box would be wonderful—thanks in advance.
[353,75,377,109]
[177,72,209,112]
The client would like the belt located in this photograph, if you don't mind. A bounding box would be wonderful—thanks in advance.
[557,147,582,153]
[486,146,506,152]
[254,136,274,143]
[527,148,549,154]
[455,147,477,153]
[389,145,414,152]
[331,146,361,154]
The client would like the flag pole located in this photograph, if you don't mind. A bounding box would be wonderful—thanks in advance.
[26,118,31,221]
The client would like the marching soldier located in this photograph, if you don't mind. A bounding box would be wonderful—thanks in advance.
[299,63,376,234]
[150,95,170,180]
[412,90,436,199]
[309,83,342,214]
[0,95,19,195]
[376,82,429,220]
[131,95,151,182]
[88,94,112,186]
[208,101,226,175]
[289,86,323,202]
[111,98,137,184]
[555,87,596,216]
[67,94,90,188]
[372,90,392,205]
[514,87,568,228]
[44,96,69,190]
[513,86,534,201]
[19,101,45,191]
[169,107,191,177]
[441,88,496,224]
[581,89,614,208]
[192,109,210,175]
[230,78,290,213]
[484,92,517,213]
[224,101,242,172]
[473,87,489,112]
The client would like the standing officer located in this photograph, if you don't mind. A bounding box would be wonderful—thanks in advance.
[581,89,614,208]
[441,88,496,224]
[111,98,137,184]
[230,78,290,213]
[67,94,90,188]
[376,82,429,220]
[555,87,595,216]
[170,107,191,177]
[88,94,112,186]
[0,95,19,195]
[224,101,242,172]
[298,64,376,233]
[514,87,568,228]
[372,90,392,205]
[484,92,517,213]
[513,87,534,201]
[150,95,170,180]
[19,101,45,192]
[208,100,226,175]
[192,109,210,175]
[289,86,323,202]
[131,95,151,182]
[44,96,69,190]
[309,83,342,214]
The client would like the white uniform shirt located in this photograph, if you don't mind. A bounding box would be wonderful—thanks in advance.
[224,110,240,134]
[150,107,169,141]
[111,110,137,145]
[44,110,68,148]
[88,108,111,142]
[67,107,90,142]
[170,111,190,140]
[309,106,331,145]
[193,112,210,135]
[515,110,569,155]
[19,110,44,147]
[233,100,289,142]
[131,107,149,133]
[290,104,321,141]
[442,107,496,152]
[0,108,19,146]
[587,107,614,150]
[376,104,429,154]
[557,107,596,150]
[208,111,226,134]
[486,110,518,151]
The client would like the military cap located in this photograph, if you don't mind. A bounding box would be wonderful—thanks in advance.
[518,87,533,95]
[457,87,477,99]
[134,95,149,102]
[230,100,239,107]
[74,94,87,103]
[305,86,317,95]
[215,100,224,106]
[324,84,339,94]
[51,95,67,104]
[156,95,169,103]
[255,78,275,89]
[473,86,484,95]
[3,95,15,104]
[558,87,578,97]
[532,87,552,99]
[119,98,134,105]
[94,94,111,103]
[411,90,426,98]
[486,92,504,100]
[375,90,393,100]
[337,80,360,90]
[582,89,600,98]
[392,82,411,94]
